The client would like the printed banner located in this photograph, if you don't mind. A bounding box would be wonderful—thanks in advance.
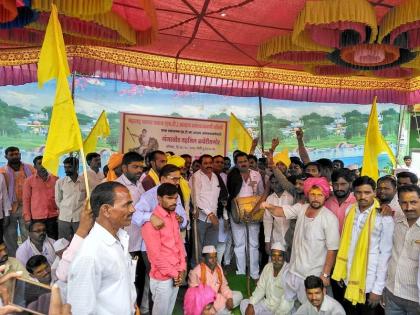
[120,113,227,158]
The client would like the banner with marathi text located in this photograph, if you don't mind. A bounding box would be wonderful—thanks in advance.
[120,113,227,158]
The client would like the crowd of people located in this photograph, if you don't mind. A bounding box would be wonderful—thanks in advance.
[0,127,418,315]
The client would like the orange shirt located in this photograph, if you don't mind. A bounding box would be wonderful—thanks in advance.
[0,164,35,209]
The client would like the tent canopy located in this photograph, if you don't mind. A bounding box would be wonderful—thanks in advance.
[0,0,419,105]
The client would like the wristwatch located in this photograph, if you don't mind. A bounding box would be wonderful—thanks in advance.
[322,273,330,278]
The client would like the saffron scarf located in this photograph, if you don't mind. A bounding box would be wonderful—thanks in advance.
[148,168,160,185]
[332,199,378,305]
[5,164,33,203]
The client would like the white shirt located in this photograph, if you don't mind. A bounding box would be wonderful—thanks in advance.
[87,168,104,191]
[238,169,264,198]
[345,203,394,295]
[115,174,145,253]
[283,204,339,279]
[0,174,10,219]
[191,170,220,222]
[389,194,405,222]
[55,176,86,222]
[295,295,345,315]
[249,262,293,314]
[264,192,294,245]
[396,164,419,177]
[67,223,136,315]
[386,217,420,303]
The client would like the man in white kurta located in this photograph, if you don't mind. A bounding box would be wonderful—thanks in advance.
[263,175,294,253]
[240,242,293,315]
[67,182,136,315]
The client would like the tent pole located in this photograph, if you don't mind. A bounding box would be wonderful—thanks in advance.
[258,94,264,153]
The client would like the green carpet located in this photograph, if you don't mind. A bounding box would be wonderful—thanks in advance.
[173,272,256,315]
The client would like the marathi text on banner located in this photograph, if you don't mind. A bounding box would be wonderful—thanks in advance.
[120,113,227,158]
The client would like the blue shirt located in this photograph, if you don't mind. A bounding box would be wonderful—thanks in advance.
[133,185,187,251]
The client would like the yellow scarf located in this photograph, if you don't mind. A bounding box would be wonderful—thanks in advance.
[179,177,191,210]
[332,199,378,305]
[148,168,160,185]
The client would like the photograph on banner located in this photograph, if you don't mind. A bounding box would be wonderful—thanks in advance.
[121,113,227,159]
[0,76,407,175]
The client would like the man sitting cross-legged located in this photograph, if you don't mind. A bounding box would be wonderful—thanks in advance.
[188,245,243,314]
[240,243,293,315]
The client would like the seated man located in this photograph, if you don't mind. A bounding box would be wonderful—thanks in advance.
[189,245,243,314]
[0,241,30,294]
[295,276,345,315]
[17,222,56,266]
[240,243,293,315]
[24,255,52,306]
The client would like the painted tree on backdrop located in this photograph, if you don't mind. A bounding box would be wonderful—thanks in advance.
[301,112,334,141]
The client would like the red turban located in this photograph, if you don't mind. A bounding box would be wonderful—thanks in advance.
[303,177,330,198]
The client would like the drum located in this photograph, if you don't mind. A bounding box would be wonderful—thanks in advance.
[231,195,264,224]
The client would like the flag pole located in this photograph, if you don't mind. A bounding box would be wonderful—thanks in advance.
[71,71,91,199]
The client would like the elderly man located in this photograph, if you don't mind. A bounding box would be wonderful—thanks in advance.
[240,242,293,315]
[67,182,136,315]
[188,245,243,314]
[16,222,56,267]
[295,276,345,315]
[263,177,339,304]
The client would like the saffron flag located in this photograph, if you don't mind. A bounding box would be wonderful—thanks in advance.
[361,96,396,181]
[228,113,253,153]
[83,111,111,154]
[37,4,83,176]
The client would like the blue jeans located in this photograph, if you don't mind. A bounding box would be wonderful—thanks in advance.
[385,289,420,315]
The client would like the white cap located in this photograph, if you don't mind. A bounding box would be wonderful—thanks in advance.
[202,245,217,254]
[271,242,285,252]
[53,238,70,252]
[347,164,359,171]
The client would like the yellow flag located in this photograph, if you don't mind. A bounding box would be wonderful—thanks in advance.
[83,111,111,154]
[38,4,83,175]
[228,113,253,153]
[361,96,396,181]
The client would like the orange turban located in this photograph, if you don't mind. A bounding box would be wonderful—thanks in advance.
[303,177,330,198]
[106,153,123,181]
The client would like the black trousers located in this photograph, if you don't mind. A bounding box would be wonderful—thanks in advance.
[33,217,58,240]
[141,251,153,312]
[342,291,385,315]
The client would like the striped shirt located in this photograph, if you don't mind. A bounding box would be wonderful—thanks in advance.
[345,204,394,295]
[386,217,420,303]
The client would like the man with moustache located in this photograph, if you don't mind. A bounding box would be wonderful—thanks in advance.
[295,276,345,315]
[227,151,264,281]
[191,154,221,257]
[55,157,86,240]
[325,168,356,233]
[332,176,394,315]
[263,177,339,304]
[377,176,405,220]
[240,243,294,315]
[142,150,167,191]
[0,146,35,256]
[16,222,56,266]
[188,245,243,314]
[142,183,186,315]
[384,185,420,314]
[68,182,137,315]
[86,152,104,191]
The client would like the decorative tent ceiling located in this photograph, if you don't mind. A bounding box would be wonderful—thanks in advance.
[0,0,419,105]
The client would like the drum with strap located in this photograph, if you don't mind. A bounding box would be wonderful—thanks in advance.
[231,195,265,224]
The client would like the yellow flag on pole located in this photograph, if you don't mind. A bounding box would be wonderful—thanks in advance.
[83,111,111,154]
[37,4,83,176]
[228,113,253,153]
[361,96,396,181]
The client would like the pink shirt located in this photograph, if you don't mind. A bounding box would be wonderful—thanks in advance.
[141,205,186,280]
[23,174,58,221]
[188,263,233,311]
[325,193,356,233]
